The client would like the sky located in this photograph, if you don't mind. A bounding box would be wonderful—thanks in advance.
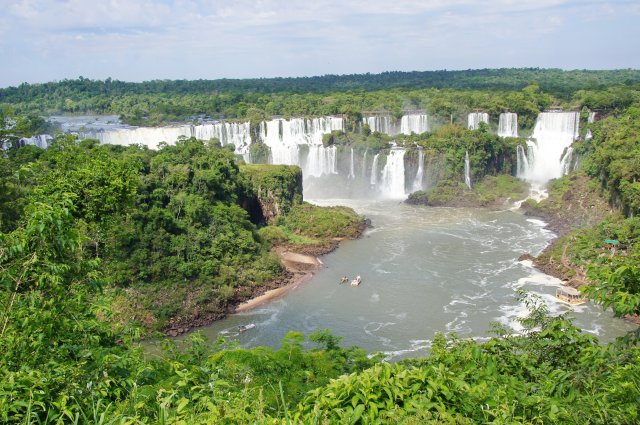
[0,0,639,88]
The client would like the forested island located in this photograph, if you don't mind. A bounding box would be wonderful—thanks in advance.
[1,68,640,423]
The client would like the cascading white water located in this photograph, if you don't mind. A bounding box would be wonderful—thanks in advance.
[193,122,252,153]
[516,144,530,177]
[464,150,472,189]
[364,114,429,136]
[560,147,574,175]
[380,149,406,199]
[585,111,597,140]
[84,122,252,153]
[497,113,518,137]
[518,112,579,185]
[364,116,395,135]
[260,117,343,176]
[412,149,424,192]
[370,154,380,186]
[306,145,338,177]
[468,112,489,130]
[348,148,355,179]
[400,114,429,135]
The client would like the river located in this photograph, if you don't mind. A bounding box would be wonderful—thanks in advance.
[189,199,635,359]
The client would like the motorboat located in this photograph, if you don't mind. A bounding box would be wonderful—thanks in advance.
[555,286,586,305]
[239,323,256,333]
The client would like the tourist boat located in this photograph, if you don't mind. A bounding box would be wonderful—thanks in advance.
[350,275,362,286]
[555,287,586,305]
[239,323,256,333]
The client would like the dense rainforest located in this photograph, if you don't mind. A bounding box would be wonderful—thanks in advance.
[1,69,640,423]
[1,68,639,127]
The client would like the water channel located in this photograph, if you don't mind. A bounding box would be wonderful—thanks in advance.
[190,199,634,359]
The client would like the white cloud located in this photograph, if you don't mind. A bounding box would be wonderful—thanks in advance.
[0,0,638,86]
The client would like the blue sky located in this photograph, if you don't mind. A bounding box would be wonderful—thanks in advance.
[1,0,639,87]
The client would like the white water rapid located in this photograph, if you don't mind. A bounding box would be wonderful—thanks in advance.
[468,112,489,130]
[498,113,518,137]
[518,112,579,185]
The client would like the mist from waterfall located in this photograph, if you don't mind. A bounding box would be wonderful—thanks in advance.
[517,112,579,185]
[464,150,472,189]
[497,113,518,138]
[468,112,489,130]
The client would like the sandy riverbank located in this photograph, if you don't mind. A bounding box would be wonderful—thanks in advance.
[235,251,324,313]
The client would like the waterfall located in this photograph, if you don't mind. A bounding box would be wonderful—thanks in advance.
[519,112,579,184]
[260,116,343,176]
[412,149,424,192]
[585,111,597,140]
[468,112,489,130]
[400,114,429,135]
[347,148,355,179]
[82,122,251,153]
[380,149,406,199]
[193,122,252,153]
[516,144,530,177]
[370,154,380,186]
[560,147,574,175]
[362,149,368,179]
[18,134,52,149]
[464,150,472,189]
[497,113,518,137]
[306,145,337,177]
[364,116,395,135]
[364,114,429,136]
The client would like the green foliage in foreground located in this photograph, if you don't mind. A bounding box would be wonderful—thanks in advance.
[550,214,640,324]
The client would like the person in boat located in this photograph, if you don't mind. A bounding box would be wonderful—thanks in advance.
[340,276,349,284]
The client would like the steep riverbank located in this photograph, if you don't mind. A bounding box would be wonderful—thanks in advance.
[406,175,529,209]
[520,173,615,285]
